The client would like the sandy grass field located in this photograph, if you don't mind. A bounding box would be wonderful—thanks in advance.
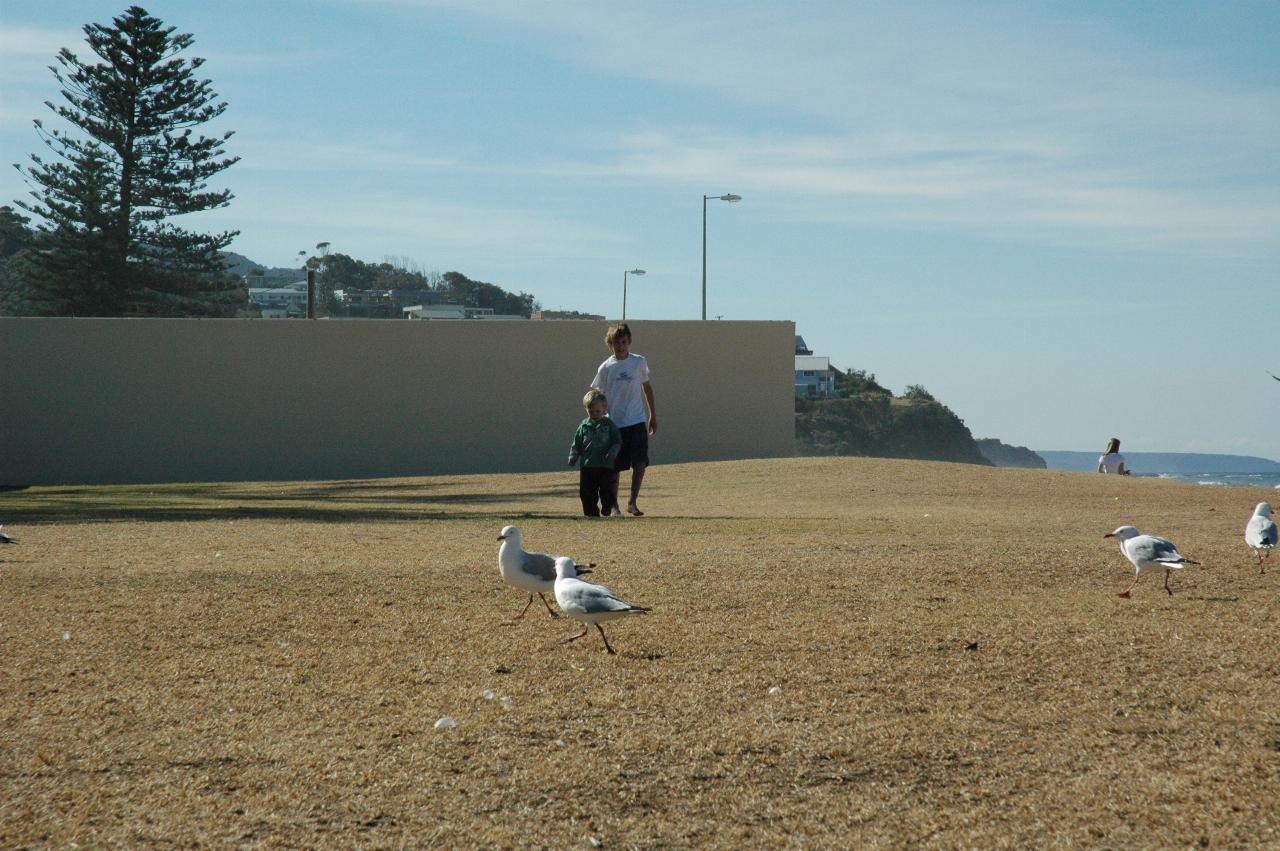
[2,457,1279,848]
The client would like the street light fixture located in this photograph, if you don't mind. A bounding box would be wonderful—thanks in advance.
[622,268,645,320]
[702,193,741,320]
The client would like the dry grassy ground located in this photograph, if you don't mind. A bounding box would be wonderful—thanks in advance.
[2,457,1279,848]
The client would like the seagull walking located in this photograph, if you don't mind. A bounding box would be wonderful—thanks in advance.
[1245,502,1278,573]
[496,525,592,620]
[0,526,16,545]
[553,556,649,655]
[1105,525,1200,598]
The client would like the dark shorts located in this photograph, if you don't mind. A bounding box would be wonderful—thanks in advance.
[614,422,650,472]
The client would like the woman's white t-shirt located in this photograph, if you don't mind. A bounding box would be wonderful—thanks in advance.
[1099,452,1125,474]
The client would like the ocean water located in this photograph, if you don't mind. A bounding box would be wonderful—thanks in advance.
[1145,472,1280,489]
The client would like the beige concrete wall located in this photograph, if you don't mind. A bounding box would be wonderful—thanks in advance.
[0,318,795,485]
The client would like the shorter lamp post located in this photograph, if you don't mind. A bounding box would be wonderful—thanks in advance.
[622,268,645,320]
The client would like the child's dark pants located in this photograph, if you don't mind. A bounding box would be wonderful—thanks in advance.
[579,467,612,516]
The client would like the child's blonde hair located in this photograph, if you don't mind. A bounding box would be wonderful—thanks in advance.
[583,388,608,410]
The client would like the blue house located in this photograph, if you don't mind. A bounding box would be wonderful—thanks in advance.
[794,336,836,398]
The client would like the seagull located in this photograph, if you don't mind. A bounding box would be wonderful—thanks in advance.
[1105,526,1200,597]
[0,526,15,545]
[496,525,593,620]
[553,556,649,655]
[1245,502,1278,573]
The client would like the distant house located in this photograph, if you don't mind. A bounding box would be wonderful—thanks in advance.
[335,289,396,318]
[795,354,836,398]
[532,310,606,321]
[795,334,837,397]
[248,280,308,317]
[403,304,526,320]
[259,303,306,320]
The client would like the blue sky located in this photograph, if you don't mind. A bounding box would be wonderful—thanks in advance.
[3,1,1278,457]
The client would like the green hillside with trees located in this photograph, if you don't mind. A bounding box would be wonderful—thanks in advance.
[795,368,993,465]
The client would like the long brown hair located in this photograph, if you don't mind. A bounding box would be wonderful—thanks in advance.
[1104,437,1121,454]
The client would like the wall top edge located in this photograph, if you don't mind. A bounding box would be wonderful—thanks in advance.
[0,317,795,324]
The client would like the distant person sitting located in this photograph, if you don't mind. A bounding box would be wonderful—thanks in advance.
[1098,438,1129,475]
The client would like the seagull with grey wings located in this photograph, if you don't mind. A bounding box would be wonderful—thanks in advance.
[553,556,649,655]
[496,525,594,620]
[1245,502,1277,573]
[1105,525,1200,598]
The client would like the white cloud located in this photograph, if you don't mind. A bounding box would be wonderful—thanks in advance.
[232,139,459,174]
[212,191,627,263]
[0,24,84,89]
[345,0,1280,255]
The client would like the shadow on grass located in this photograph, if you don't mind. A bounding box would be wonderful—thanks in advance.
[0,479,583,525]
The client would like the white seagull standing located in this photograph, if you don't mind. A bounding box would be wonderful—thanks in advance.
[0,526,16,545]
[553,556,649,655]
[496,525,593,620]
[1105,525,1200,598]
[1245,502,1278,573]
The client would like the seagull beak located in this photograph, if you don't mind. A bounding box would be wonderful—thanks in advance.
[1103,533,1114,538]
[496,534,506,541]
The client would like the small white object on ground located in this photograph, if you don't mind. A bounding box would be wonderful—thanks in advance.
[496,525,594,620]
[61,631,70,641]
[552,557,649,655]
[482,689,495,700]
[1245,501,1277,573]
[1105,525,1200,598]
[434,716,458,729]
[768,686,783,696]
[499,696,512,710]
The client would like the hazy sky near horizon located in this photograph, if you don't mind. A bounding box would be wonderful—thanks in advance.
[2,1,1278,457]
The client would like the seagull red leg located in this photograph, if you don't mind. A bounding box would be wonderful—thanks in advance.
[539,592,561,618]
[513,594,535,621]
[595,624,617,655]
[559,628,589,645]
[1164,569,1173,596]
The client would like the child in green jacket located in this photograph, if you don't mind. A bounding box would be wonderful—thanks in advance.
[568,389,622,517]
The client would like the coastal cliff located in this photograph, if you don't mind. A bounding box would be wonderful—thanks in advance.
[795,392,992,465]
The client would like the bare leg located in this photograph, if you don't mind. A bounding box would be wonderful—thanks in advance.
[627,461,647,516]
[539,592,560,618]
[1117,573,1139,598]
[559,627,589,644]
[513,594,535,620]
[595,623,617,655]
[608,471,623,515]
[1163,569,1174,596]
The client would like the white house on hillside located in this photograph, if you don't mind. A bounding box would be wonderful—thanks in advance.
[403,305,526,320]
[248,280,308,316]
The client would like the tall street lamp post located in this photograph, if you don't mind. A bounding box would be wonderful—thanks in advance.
[622,268,645,320]
[702,193,741,320]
